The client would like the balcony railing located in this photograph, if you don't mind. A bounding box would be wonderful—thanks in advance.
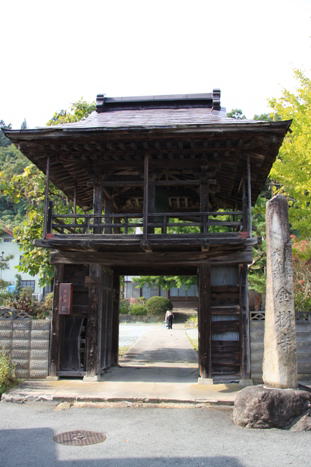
[47,208,245,237]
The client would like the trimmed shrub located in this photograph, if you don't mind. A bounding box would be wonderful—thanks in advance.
[146,296,172,315]
[120,299,130,314]
[0,350,15,393]
[129,304,147,315]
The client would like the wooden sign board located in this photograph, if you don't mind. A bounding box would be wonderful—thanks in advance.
[58,283,73,315]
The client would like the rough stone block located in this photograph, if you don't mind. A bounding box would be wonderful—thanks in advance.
[13,320,31,330]
[13,359,29,370]
[31,320,51,331]
[15,369,30,378]
[0,330,13,339]
[13,330,31,340]
[0,320,13,330]
[13,339,30,349]
[31,339,49,350]
[11,349,30,360]
[0,340,12,350]
[233,385,311,429]
[29,369,48,378]
[30,330,49,340]
[30,360,49,370]
[30,349,49,360]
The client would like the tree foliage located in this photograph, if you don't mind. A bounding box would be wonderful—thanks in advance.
[226,108,246,119]
[269,70,311,237]
[0,100,95,286]
[47,99,95,126]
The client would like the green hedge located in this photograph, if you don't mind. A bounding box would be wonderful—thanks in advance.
[129,304,147,315]
[146,296,173,315]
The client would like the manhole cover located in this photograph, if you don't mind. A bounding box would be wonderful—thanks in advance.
[53,430,106,446]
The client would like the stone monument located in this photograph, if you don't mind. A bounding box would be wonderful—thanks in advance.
[263,194,297,388]
[233,196,311,430]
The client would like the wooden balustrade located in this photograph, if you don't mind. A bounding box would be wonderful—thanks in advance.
[48,209,244,237]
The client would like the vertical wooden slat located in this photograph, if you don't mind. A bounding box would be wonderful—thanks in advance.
[200,166,209,234]
[240,264,251,380]
[242,179,249,232]
[73,185,77,215]
[93,181,103,234]
[85,264,101,377]
[111,274,120,366]
[143,154,149,242]
[198,263,212,379]
[247,155,252,236]
[49,263,64,377]
[43,156,50,238]
[104,195,112,234]
[47,201,53,234]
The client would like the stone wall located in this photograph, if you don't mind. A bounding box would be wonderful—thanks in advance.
[0,318,50,379]
[251,313,311,382]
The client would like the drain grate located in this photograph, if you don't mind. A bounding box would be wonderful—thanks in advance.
[53,430,106,446]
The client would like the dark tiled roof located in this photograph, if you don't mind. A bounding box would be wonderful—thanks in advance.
[55,108,257,130]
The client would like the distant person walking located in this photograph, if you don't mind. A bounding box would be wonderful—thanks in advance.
[165,309,174,329]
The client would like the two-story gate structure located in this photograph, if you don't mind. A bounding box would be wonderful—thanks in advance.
[5,91,290,382]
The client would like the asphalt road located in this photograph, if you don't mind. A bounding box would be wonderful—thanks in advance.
[0,402,310,467]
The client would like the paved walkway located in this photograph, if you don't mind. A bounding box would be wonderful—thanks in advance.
[2,324,243,405]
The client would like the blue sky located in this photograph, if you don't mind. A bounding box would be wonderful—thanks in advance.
[1,0,310,128]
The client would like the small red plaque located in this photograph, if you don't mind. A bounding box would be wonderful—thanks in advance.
[59,283,73,315]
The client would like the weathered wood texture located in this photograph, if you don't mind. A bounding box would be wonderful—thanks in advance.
[198,264,211,378]
[111,274,120,366]
[49,264,64,377]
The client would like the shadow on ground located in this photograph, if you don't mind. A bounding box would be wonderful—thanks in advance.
[0,427,243,467]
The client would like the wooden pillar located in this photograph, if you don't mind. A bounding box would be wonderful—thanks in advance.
[104,268,114,369]
[111,274,120,366]
[43,156,50,238]
[47,264,64,379]
[104,194,112,234]
[200,165,209,234]
[242,156,252,235]
[247,155,252,236]
[93,180,103,234]
[198,263,212,382]
[148,179,155,233]
[240,264,252,383]
[85,264,102,380]
[143,154,149,242]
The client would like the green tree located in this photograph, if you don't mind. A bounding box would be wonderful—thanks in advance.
[226,109,246,119]
[269,70,311,237]
[0,99,95,285]
[47,99,95,126]
[0,120,11,147]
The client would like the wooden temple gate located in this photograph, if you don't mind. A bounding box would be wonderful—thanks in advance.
[5,91,290,382]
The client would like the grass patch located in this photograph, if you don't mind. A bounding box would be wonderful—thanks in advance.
[118,345,131,358]
[184,315,198,328]
[186,334,198,352]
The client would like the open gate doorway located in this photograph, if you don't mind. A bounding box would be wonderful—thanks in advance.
[50,263,250,384]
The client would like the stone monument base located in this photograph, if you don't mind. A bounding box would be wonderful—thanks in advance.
[233,385,311,431]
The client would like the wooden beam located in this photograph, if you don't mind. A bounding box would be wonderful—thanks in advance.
[50,248,254,267]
